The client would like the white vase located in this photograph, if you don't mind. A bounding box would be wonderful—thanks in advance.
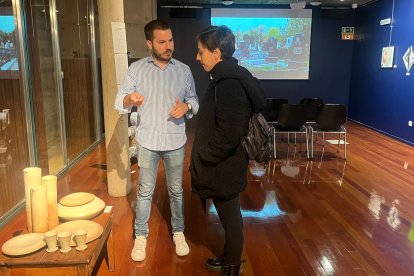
[42,175,59,230]
[31,185,49,233]
[23,167,42,232]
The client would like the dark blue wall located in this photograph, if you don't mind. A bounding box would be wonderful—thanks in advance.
[158,7,355,106]
[349,0,414,145]
[262,8,355,105]
[157,3,414,144]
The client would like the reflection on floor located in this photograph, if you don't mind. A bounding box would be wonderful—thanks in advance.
[237,123,414,275]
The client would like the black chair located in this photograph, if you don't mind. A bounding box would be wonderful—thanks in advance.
[263,98,288,124]
[309,104,347,159]
[299,97,324,123]
[263,99,288,158]
[272,104,309,159]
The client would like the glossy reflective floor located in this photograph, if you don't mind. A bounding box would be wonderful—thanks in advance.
[1,121,414,275]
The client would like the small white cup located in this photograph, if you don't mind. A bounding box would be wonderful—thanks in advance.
[44,230,58,253]
[74,229,88,251]
[57,231,72,253]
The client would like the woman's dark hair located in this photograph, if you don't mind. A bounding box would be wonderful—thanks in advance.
[197,25,235,59]
[144,20,171,41]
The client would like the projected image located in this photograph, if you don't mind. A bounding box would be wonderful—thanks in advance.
[212,9,312,80]
[0,16,18,72]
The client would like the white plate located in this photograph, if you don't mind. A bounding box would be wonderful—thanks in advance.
[52,220,103,247]
[2,233,46,256]
[60,192,95,207]
[58,197,105,221]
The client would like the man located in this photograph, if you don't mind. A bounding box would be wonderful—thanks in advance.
[114,19,198,262]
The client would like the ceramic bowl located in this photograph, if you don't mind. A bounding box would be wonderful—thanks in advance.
[59,192,95,207]
[58,196,105,221]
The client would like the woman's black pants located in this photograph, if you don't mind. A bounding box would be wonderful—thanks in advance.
[212,194,243,265]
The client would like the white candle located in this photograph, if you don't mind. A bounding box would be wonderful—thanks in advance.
[23,167,42,232]
[42,175,59,230]
[31,185,49,233]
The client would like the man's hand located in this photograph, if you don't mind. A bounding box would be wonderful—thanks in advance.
[124,92,144,107]
[169,98,189,119]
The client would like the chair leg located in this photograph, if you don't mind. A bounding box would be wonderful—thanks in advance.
[305,128,309,159]
[273,129,276,159]
[344,128,347,160]
[311,129,314,158]
[273,127,277,159]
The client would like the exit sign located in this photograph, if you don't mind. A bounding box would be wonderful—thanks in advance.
[341,27,354,40]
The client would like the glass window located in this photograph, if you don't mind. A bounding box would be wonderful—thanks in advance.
[0,0,31,220]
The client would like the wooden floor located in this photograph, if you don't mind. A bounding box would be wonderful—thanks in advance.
[2,121,414,275]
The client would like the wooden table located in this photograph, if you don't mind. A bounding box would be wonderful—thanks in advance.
[0,209,115,275]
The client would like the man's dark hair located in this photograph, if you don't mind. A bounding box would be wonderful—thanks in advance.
[197,25,235,59]
[144,20,171,41]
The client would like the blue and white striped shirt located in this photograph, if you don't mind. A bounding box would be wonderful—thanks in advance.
[114,55,199,151]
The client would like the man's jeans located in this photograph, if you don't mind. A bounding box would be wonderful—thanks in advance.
[134,145,185,237]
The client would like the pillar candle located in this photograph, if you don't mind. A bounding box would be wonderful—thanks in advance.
[31,185,49,233]
[23,167,42,232]
[42,175,59,230]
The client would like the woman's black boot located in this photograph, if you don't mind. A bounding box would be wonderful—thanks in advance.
[205,256,225,271]
[221,263,241,276]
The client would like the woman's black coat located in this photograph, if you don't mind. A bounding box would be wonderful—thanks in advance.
[190,58,266,199]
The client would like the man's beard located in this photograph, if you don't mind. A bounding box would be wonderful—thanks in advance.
[153,48,173,62]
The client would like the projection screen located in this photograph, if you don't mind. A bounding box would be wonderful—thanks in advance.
[211,8,312,80]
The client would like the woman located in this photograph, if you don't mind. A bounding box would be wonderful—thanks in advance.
[190,26,266,276]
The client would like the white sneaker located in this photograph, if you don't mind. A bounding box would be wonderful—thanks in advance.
[173,232,190,256]
[131,236,147,261]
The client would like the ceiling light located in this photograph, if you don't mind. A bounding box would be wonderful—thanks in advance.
[221,0,234,5]
[310,1,322,6]
[290,1,306,10]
